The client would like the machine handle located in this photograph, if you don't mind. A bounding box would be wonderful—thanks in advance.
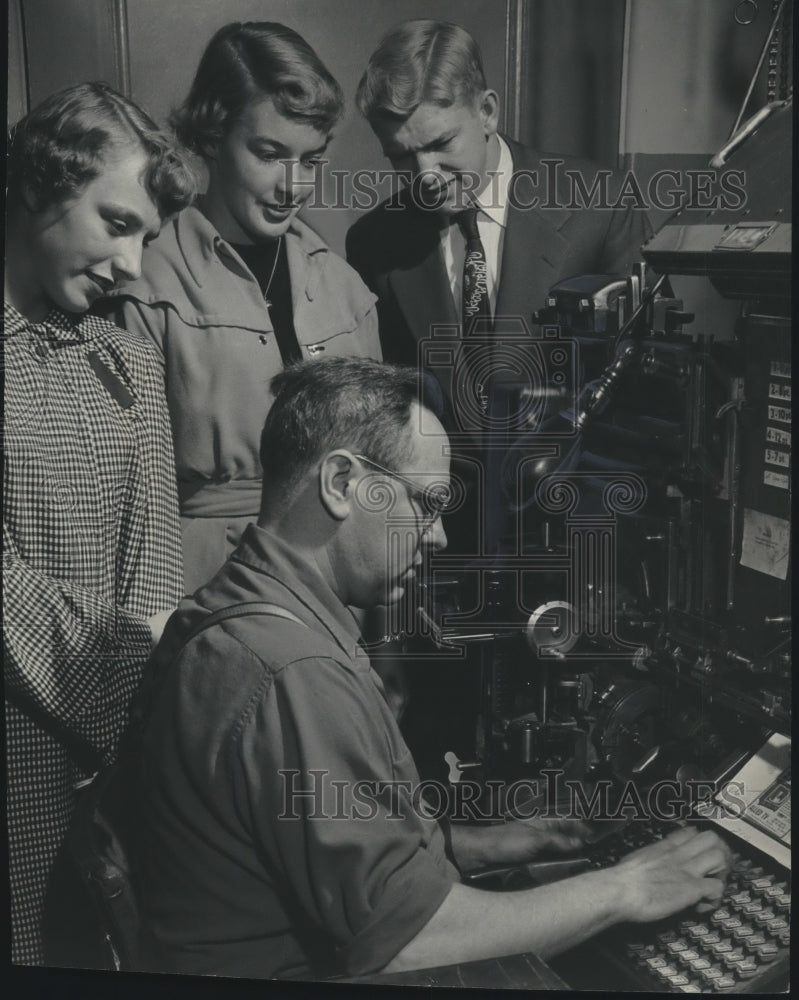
[710,102,781,168]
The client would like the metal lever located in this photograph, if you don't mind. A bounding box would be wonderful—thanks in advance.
[444,751,482,785]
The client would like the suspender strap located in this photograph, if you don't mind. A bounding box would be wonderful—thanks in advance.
[121,601,307,764]
[182,601,306,645]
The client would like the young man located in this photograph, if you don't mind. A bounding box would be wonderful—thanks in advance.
[123,357,730,981]
[347,18,652,424]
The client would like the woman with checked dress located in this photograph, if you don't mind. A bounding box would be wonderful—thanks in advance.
[3,81,195,964]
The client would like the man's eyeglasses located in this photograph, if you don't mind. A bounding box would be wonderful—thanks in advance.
[354,454,450,530]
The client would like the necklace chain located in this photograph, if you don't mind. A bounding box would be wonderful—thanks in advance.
[263,236,282,308]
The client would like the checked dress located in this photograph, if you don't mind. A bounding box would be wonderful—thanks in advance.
[3,303,183,964]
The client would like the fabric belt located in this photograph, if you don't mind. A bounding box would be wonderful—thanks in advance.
[178,479,262,518]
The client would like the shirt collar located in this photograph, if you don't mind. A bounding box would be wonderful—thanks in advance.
[231,523,364,659]
[3,300,94,343]
[472,134,513,229]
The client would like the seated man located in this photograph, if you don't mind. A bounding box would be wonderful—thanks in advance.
[122,357,730,980]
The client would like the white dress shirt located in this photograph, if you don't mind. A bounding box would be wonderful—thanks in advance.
[441,134,512,320]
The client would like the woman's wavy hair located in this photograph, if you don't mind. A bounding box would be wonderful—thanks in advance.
[7,81,197,217]
[171,21,344,156]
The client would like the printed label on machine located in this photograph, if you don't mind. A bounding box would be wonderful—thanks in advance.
[767,404,791,423]
[739,508,790,580]
[764,448,790,468]
[766,426,791,446]
[698,734,791,869]
[763,470,790,490]
[746,768,791,842]
[768,382,791,401]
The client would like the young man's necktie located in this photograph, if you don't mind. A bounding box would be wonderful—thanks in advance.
[457,207,492,336]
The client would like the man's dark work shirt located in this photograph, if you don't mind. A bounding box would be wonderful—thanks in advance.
[128,525,457,979]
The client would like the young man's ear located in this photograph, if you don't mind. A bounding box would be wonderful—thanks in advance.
[478,90,500,137]
[319,452,355,521]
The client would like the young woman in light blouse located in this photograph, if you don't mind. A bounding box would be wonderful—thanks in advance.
[100,22,381,593]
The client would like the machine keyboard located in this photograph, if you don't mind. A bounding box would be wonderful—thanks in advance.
[578,820,791,993]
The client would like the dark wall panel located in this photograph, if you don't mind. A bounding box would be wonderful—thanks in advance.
[524,0,626,167]
[8,0,28,123]
[20,0,125,115]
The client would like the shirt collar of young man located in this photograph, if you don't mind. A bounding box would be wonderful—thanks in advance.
[441,134,512,318]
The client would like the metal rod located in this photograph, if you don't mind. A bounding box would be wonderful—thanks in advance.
[111,0,131,96]
[728,0,786,138]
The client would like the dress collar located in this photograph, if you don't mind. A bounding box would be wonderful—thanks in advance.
[3,300,96,343]
[176,203,330,290]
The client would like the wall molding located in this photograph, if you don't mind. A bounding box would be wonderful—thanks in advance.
[8,0,30,120]
[110,0,131,95]
[503,0,531,141]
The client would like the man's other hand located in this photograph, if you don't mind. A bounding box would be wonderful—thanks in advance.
[451,816,593,871]
[502,816,593,860]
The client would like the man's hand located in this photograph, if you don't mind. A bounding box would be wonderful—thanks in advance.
[612,826,732,923]
[499,816,593,862]
[385,825,733,973]
[450,816,593,871]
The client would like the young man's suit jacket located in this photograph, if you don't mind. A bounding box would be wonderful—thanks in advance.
[346,135,652,384]
[347,136,652,554]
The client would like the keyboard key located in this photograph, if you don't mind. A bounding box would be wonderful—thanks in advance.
[732,925,756,943]
[665,939,690,955]
[776,928,790,947]
[687,923,711,940]
[710,907,732,925]
[728,891,753,909]
[773,892,790,912]
[645,956,668,971]
[753,908,776,926]
[710,939,734,957]
[761,882,787,900]
[656,930,679,945]
[714,974,738,992]
[667,973,691,987]
[676,985,702,993]
[678,949,701,965]
[739,866,766,884]
[688,957,712,972]
[655,964,680,980]
[701,931,722,946]
[741,900,766,915]
[678,918,700,932]
[749,940,779,960]
[698,966,724,985]
[764,916,788,934]
[741,932,767,951]
[749,875,775,891]
[721,949,747,970]
[720,916,743,932]
[734,958,759,978]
